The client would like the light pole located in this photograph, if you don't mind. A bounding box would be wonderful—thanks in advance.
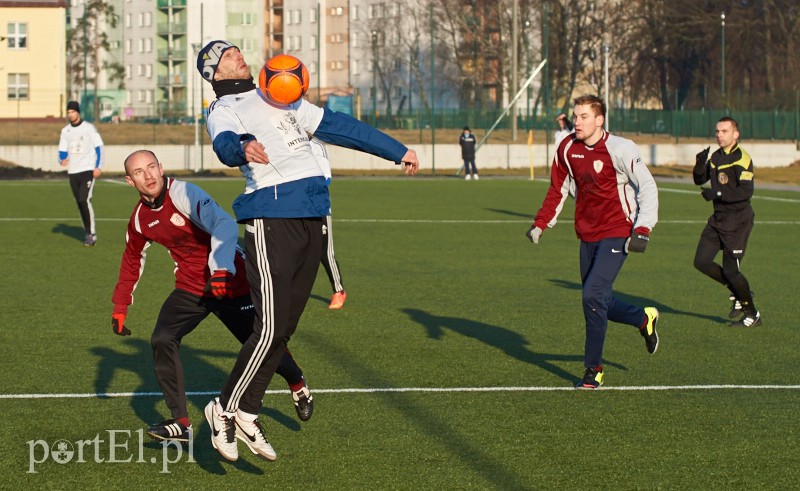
[721,12,726,97]
[524,20,531,130]
[371,30,378,127]
[192,43,201,172]
[603,44,610,131]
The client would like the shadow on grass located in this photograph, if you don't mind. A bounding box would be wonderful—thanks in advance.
[547,278,727,324]
[484,207,533,219]
[90,338,299,474]
[52,223,85,243]
[402,308,626,386]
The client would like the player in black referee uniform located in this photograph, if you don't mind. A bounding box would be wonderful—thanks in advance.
[693,116,761,327]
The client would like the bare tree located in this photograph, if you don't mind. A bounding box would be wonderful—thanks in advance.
[67,0,124,120]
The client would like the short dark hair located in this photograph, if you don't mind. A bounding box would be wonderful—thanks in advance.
[573,95,606,118]
[463,126,470,131]
[718,116,739,132]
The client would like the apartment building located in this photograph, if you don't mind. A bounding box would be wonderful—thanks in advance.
[0,0,67,120]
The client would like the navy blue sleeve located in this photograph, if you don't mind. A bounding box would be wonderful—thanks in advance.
[313,107,408,164]
[212,131,256,167]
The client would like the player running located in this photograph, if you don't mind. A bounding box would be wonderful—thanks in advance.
[525,95,660,389]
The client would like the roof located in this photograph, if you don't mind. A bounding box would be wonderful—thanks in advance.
[0,0,67,7]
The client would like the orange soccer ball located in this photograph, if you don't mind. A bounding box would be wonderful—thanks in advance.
[258,54,310,105]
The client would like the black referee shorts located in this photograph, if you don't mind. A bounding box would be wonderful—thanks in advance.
[700,207,755,259]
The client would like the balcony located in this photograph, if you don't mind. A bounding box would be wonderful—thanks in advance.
[156,21,187,36]
[157,47,188,61]
[157,0,187,9]
[158,74,187,88]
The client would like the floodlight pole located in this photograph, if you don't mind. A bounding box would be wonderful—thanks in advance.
[603,44,610,131]
[721,12,726,98]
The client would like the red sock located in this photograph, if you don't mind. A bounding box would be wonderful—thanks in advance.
[289,378,306,393]
[177,416,190,427]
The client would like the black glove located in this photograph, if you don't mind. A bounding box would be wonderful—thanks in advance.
[626,228,650,253]
[205,270,234,299]
[695,147,710,169]
[701,188,720,201]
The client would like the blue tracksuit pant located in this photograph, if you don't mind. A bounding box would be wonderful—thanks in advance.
[579,237,647,368]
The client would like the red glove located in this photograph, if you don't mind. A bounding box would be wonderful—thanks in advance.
[111,305,131,336]
[205,270,234,299]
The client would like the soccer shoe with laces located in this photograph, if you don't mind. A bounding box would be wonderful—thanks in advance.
[292,385,314,421]
[728,291,754,319]
[83,234,97,247]
[729,311,762,328]
[576,366,604,389]
[235,417,277,461]
[328,291,347,310]
[204,398,238,461]
[640,307,660,354]
[147,419,192,442]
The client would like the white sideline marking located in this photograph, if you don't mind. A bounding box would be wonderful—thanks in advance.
[1,217,799,225]
[1,384,798,399]
[660,187,800,203]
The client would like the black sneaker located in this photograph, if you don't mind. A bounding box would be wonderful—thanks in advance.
[576,366,604,389]
[728,291,754,319]
[146,419,191,442]
[292,385,314,421]
[640,307,659,354]
[729,311,762,328]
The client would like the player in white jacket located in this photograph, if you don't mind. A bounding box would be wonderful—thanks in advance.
[58,100,104,246]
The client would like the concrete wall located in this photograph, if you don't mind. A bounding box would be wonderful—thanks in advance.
[3,141,798,173]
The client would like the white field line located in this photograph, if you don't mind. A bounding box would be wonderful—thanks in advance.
[659,187,800,203]
[1,384,799,400]
[2,217,798,225]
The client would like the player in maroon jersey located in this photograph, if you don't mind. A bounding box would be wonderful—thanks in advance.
[110,150,313,443]
[525,95,660,389]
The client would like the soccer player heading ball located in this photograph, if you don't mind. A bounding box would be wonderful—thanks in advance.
[526,95,660,389]
[197,40,419,462]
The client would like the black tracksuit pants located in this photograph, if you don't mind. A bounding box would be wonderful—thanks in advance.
[220,217,323,415]
[152,289,304,420]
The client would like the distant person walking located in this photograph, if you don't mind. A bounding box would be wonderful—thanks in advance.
[58,100,104,246]
[459,127,479,180]
[693,116,761,327]
[554,113,573,147]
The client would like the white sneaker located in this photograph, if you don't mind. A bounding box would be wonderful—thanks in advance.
[474,174,480,180]
[235,416,277,461]
[465,174,472,180]
[204,398,238,461]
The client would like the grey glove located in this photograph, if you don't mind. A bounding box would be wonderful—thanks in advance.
[525,226,543,244]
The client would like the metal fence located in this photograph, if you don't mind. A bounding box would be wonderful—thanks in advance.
[372,107,800,141]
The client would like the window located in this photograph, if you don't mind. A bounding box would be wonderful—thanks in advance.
[125,39,132,54]
[308,61,317,74]
[137,64,144,76]
[311,35,318,49]
[295,36,302,50]
[352,32,359,47]
[137,90,146,103]
[125,90,132,105]
[286,36,293,50]
[7,73,29,100]
[146,90,153,104]
[125,14,131,28]
[368,3,385,19]
[125,65,132,79]
[331,6,343,16]
[7,23,27,49]
[352,59,360,75]
[138,39,144,53]
[310,7,318,23]
[145,64,153,78]
[293,10,302,23]
[242,12,254,25]
[352,5,359,20]
[144,38,152,53]
[145,12,152,27]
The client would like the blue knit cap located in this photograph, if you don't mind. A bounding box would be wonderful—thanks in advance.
[197,40,238,82]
